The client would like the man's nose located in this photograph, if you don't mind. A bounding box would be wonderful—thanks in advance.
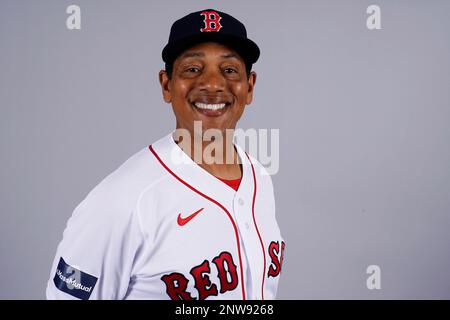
[197,68,225,92]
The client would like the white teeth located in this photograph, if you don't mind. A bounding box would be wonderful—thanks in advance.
[194,102,226,110]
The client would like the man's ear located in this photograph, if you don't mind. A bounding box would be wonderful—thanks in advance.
[159,70,171,103]
[246,71,257,105]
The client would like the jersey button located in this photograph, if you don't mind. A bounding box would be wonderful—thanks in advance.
[245,222,250,230]
[238,198,245,206]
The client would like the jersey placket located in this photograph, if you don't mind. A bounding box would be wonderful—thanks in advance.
[231,149,266,300]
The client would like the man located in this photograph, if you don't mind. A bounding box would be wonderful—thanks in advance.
[46,8,285,300]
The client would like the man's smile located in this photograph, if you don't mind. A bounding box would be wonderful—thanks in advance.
[189,99,232,117]
[194,102,226,110]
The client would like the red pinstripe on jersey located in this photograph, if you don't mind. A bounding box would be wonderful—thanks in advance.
[246,152,267,300]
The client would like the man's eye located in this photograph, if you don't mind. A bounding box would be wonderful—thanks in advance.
[186,67,200,73]
[224,68,238,73]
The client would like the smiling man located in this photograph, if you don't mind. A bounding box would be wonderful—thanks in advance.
[160,40,255,181]
[47,9,285,300]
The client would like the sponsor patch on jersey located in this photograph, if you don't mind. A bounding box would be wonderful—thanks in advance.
[53,257,98,300]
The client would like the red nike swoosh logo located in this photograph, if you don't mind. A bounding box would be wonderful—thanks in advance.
[177,208,204,226]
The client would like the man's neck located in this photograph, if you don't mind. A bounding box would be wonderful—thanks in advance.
[173,132,242,180]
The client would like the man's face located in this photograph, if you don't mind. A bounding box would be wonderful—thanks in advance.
[159,42,256,136]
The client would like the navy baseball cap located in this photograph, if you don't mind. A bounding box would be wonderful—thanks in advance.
[162,9,260,67]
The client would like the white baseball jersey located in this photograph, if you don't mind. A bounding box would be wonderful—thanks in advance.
[46,133,285,300]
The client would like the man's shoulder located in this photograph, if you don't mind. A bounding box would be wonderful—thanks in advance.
[102,144,166,189]
[78,136,172,213]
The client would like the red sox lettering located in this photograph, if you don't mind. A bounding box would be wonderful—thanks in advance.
[161,251,238,300]
[268,240,285,278]
[161,242,285,300]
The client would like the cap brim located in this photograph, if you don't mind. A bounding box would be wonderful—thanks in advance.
[162,33,260,66]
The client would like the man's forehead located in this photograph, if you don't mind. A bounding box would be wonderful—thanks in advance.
[177,43,243,61]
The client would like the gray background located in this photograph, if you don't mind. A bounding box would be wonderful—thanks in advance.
[1,0,449,299]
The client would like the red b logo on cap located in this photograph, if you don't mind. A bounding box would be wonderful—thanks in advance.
[200,11,222,32]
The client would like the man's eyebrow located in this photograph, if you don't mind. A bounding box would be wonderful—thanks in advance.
[179,52,204,59]
[178,52,241,60]
[221,53,240,59]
